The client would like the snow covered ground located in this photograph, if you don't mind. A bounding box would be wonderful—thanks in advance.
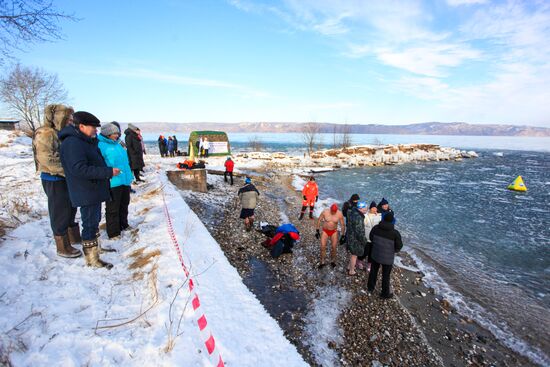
[0,131,306,366]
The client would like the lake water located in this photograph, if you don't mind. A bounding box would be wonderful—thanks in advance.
[144,132,550,365]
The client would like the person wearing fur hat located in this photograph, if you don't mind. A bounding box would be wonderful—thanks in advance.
[367,212,403,298]
[125,123,145,183]
[98,123,133,239]
[32,104,81,258]
[59,111,120,269]
[224,156,234,185]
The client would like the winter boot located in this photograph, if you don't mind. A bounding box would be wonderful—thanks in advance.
[83,238,113,269]
[54,234,81,258]
[309,211,314,219]
[67,224,82,245]
[299,206,307,220]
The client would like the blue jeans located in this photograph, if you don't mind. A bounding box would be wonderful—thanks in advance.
[80,203,102,241]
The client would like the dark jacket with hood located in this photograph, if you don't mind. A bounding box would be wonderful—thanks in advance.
[59,125,113,207]
[369,221,403,265]
[125,128,145,169]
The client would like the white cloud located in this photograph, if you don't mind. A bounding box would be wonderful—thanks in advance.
[446,0,487,6]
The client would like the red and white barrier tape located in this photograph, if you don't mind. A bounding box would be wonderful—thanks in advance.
[162,188,225,367]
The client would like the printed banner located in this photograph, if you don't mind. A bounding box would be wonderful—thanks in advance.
[209,141,229,154]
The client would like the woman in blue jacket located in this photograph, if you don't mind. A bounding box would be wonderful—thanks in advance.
[98,123,133,239]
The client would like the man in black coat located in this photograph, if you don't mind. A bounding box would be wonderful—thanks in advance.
[59,111,120,269]
[367,212,403,298]
[124,124,145,182]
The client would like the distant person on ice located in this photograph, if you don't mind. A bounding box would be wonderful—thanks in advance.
[299,176,318,220]
[32,104,81,258]
[59,111,120,269]
[367,212,403,299]
[98,123,133,239]
[224,156,234,185]
[345,201,368,276]
[316,203,345,268]
[238,177,259,231]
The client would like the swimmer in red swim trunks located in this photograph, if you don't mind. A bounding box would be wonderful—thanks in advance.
[316,203,345,269]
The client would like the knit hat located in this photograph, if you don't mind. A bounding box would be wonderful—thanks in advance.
[245,177,251,184]
[379,198,389,206]
[350,194,360,202]
[101,123,120,137]
[227,156,231,160]
[73,111,101,127]
[369,201,377,209]
[128,123,138,131]
[383,211,395,223]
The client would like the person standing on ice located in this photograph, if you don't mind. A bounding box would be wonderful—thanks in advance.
[345,201,368,276]
[238,177,259,231]
[98,123,133,239]
[59,111,120,269]
[367,212,403,299]
[299,176,318,220]
[357,201,381,271]
[315,203,345,268]
[224,156,234,185]
[32,104,81,258]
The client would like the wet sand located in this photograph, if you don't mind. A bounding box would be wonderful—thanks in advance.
[179,170,535,367]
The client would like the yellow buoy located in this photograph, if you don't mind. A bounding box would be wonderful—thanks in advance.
[507,175,527,192]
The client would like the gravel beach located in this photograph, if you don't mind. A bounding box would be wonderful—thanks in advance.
[178,169,535,367]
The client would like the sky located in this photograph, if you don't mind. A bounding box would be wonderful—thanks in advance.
[4,0,550,126]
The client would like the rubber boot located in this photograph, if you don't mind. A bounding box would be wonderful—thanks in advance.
[299,206,307,220]
[67,224,82,245]
[83,238,113,269]
[54,234,81,258]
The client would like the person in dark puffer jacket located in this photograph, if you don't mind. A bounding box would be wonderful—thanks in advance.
[367,212,403,299]
[59,111,120,269]
[124,124,145,182]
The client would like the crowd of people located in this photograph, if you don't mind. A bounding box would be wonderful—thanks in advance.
[157,135,179,157]
[237,174,402,299]
[33,105,146,269]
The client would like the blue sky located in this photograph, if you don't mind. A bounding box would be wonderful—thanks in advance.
[5,0,550,126]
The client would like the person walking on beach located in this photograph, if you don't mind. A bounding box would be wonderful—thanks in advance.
[367,212,403,298]
[316,203,345,268]
[125,124,145,183]
[299,176,318,220]
[345,201,368,276]
[357,201,381,271]
[238,177,259,231]
[203,137,210,158]
[98,123,133,239]
[59,111,120,269]
[224,156,234,185]
[167,136,175,157]
[32,104,81,258]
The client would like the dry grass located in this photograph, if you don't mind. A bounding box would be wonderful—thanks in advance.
[138,207,151,216]
[142,187,161,200]
[129,249,161,270]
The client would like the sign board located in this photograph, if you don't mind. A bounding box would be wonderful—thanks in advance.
[209,141,229,154]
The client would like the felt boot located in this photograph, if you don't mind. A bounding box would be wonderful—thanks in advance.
[83,238,113,269]
[67,224,82,245]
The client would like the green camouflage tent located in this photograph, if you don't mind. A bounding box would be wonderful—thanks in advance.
[188,131,231,157]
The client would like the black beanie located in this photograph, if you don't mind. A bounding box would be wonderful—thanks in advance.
[369,201,377,209]
[383,212,394,223]
[379,198,389,206]
[350,193,360,202]
[73,111,101,127]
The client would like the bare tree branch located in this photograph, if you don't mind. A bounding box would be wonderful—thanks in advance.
[0,0,76,63]
[0,63,68,132]
[301,122,321,156]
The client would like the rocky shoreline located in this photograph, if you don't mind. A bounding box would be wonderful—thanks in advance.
[177,169,534,367]
[233,144,478,170]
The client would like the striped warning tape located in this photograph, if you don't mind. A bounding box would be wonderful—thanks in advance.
[162,188,225,367]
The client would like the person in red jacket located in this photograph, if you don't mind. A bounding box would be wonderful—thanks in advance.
[224,156,234,185]
[299,176,319,220]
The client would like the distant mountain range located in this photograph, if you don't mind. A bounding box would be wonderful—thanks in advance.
[128,121,550,137]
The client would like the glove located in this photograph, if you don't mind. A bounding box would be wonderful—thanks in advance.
[315,229,320,239]
[339,235,346,245]
[303,195,307,200]
[316,196,319,202]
